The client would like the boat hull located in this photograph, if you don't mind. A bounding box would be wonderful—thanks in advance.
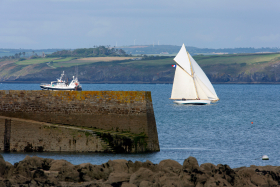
[174,100,211,105]
[40,85,82,91]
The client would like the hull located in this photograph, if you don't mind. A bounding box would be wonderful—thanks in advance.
[174,100,211,105]
[40,85,82,91]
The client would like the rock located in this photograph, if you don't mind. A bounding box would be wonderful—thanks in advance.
[157,175,184,187]
[4,155,280,186]
[200,163,216,174]
[10,174,31,185]
[49,159,74,171]
[22,156,44,169]
[0,154,6,176]
[32,169,47,183]
[127,160,159,174]
[129,167,155,186]
[49,160,80,182]
[106,172,131,185]
[182,156,199,173]
[108,159,129,173]
[139,181,153,187]
[78,163,112,181]
[122,182,137,187]
[159,159,182,174]
[5,162,12,167]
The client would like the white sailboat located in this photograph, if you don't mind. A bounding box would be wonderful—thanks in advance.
[170,44,219,105]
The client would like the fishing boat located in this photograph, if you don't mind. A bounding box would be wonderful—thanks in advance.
[40,71,82,91]
[170,44,219,105]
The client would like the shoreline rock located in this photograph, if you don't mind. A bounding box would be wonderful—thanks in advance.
[0,155,279,187]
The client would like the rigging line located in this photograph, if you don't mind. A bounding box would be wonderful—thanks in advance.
[174,63,192,78]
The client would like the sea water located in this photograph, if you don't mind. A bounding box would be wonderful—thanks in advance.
[1,83,280,169]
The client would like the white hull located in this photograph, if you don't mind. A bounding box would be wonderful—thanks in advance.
[40,85,82,91]
[174,100,211,105]
[40,71,82,91]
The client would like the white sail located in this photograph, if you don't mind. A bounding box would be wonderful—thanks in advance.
[171,44,219,102]
[189,55,219,100]
[194,75,217,100]
[171,66,197,99]
[173,44,192,75]
[193,76,209,100]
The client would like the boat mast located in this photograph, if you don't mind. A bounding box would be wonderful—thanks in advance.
[187,52,199,99]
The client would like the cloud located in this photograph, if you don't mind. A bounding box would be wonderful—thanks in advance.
[0,0,280,48]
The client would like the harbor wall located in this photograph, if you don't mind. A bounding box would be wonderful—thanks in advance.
[0,116,110,152]
[0,90,159,152]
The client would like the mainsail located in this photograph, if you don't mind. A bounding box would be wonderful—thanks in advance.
[171,44,219,101]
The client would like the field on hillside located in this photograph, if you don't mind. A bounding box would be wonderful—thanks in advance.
[52,57,135,68]
[12,53,280,68]
[15,57,74,65]
[120,58,174,67]
[194,53,280,65]
[15,57,136,67]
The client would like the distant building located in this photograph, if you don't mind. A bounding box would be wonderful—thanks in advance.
[42,52,46,57]
[160,52,169,54]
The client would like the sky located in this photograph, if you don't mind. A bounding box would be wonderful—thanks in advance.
[0,0,280,49]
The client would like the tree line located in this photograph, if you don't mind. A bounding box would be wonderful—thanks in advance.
[47,46,130,58]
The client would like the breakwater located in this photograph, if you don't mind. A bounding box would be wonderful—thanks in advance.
[0,90,159,153]
[0,155,278,187]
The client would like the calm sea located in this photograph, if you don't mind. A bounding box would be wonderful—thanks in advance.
[1,83,280,169]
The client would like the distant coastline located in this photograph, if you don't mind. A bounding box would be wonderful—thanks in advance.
[1,48,280,84]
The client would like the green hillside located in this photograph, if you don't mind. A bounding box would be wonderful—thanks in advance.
[1,52,280,83]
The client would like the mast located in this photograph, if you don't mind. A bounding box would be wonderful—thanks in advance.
[187,52,199,99]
